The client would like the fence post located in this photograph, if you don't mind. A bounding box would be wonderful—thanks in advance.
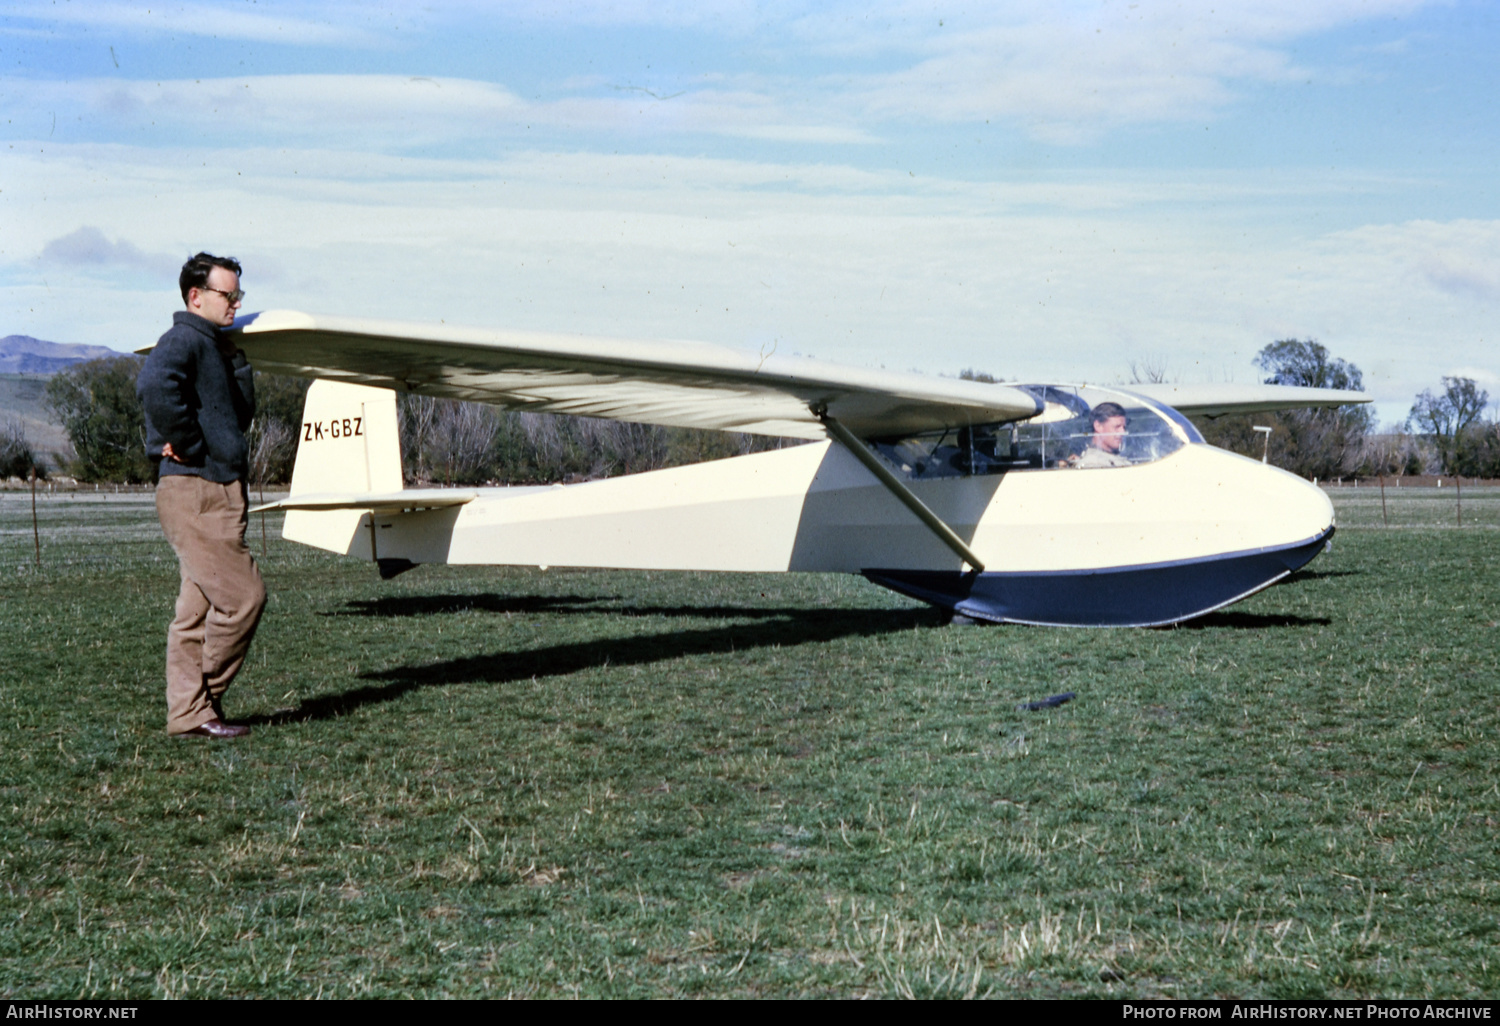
[1378,473,1388,528]
[30,466,40,567]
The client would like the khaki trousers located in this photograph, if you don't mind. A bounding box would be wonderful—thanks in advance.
[156,475,267,734]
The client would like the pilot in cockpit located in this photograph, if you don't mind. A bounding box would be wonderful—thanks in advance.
[1069,401,1133,468]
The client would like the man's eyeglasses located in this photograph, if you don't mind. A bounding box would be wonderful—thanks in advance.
[201,286,245,304]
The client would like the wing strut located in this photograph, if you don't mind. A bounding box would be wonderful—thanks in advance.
[819,414,985,572]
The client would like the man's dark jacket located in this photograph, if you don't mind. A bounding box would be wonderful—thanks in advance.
[137,311,255,484]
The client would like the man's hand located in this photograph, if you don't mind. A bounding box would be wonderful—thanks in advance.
[161,441,183,464]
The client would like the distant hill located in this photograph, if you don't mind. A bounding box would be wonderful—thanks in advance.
[0,334,119,374]
[0,334,123,461]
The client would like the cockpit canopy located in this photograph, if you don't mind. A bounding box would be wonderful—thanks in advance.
[871,384,1204,480]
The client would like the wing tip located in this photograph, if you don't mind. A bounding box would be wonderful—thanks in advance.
[229,309,319,335]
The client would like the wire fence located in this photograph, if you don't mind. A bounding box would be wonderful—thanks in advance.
[1327,482,1500,529]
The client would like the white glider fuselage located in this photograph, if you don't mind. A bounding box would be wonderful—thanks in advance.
[293,440,1328,576]
[276,379,1334,626]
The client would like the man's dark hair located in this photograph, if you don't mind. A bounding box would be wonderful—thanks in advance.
[179,252,243,305]
[1091,401,1127,426]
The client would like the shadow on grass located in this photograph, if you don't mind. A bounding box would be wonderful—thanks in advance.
[323,593,620,617]
[326,593,848,621]
[1288,569,1362,581]
[246,606,937,726]
[1169,611,1332,630]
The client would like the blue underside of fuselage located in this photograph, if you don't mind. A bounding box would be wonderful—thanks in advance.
[862,526,1335,627]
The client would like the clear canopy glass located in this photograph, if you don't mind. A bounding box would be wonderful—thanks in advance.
[871,384,1203,480]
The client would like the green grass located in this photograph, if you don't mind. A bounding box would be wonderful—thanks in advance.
[1323,480,1500,530]
[2,488,1498,998]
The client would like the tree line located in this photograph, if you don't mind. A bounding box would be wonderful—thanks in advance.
[1182,340,1498,480]
[25,357,797,487]
[13,342,1498,485]
[1186,340,1380,481]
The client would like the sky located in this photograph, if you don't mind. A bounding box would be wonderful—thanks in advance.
[3,1,1498,424]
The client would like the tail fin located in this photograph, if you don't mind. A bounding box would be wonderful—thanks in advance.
[289,379,402,496]
[274,380,402,558]
[257,381,473,568]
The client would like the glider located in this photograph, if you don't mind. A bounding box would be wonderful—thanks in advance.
[228,310,1368,627]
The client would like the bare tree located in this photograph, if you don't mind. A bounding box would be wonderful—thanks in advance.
[0,418,40,479]
[396,393,803,485]
[576,419,670,477]
[397,393,440,483]
[395,395,502,484]
[1127,355,1171,384]
[431,400,500,485]
[248,418,294,493]
[1359,428,1428,478]
[1409,376,1489,475]
[513,410,575,481]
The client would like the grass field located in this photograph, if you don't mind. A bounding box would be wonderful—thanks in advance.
[2,487,1497,998]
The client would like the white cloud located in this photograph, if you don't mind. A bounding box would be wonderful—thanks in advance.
[1320,219,1500,306]
[831,0,1439,138]
[722,123,878,145]
[10,74,880,149]
[4,1,1447,143]
[460,0,771,32]
[0,141,1492,424]
[1422,258,1500,303]
[1446,367,1500,391]
[39,226,177,279]
[2,1,379,46]
[35,75,525,134]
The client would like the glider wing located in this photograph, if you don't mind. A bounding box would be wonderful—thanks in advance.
[224,310,1042,440]
[1127,382,1371,418]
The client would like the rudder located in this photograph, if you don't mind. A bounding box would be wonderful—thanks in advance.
[280,380,402,557]
[289,379,402,496]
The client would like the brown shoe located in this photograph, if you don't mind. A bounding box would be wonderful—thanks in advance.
[178,719,250,739]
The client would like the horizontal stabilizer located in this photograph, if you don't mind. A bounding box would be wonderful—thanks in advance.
[251,489,478,514]
[1128,382,1371,418]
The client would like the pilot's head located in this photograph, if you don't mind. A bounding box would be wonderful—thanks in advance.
[1090,402,1127,454]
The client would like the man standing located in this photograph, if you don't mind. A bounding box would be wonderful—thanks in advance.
[137,253,265,738]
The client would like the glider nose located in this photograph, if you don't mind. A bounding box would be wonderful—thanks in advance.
[1252,458,1336,541]
[1188,445,1334,582]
